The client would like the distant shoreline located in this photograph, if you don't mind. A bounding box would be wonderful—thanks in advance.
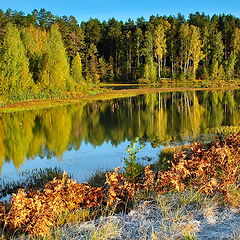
[1,81,240,112]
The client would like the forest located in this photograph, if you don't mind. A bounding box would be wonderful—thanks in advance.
[0,9,240,100]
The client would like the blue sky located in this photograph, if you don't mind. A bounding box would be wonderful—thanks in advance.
[1,0,240,23]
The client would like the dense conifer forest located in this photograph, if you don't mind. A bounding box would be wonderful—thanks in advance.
[0,9,240,100]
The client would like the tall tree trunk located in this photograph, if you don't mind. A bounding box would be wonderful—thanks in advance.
[158,56,161,79]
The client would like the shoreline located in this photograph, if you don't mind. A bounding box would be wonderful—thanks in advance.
[1,83,240,112]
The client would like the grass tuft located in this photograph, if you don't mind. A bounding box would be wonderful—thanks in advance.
[56,208,90,226]
[89,221,120,240]
[87,169,108,187]
[0,167,69,197]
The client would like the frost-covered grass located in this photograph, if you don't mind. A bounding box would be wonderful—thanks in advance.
[51,191,240,240]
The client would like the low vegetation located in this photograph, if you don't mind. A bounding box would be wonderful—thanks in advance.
[2,82,239,113]
[0,133,239,238]
[0,167,69,198]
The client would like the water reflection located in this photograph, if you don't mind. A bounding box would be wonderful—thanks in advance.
[0,89,240,172]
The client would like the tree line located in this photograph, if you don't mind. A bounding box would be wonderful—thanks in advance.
[0,9,240,99]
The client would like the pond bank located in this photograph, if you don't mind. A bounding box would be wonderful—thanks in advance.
[1,83,240,112]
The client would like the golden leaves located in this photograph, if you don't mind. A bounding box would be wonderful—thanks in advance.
[153,133,240,194]
[106,167,137,206]
[143,165,155,190]
[3,173,104,236]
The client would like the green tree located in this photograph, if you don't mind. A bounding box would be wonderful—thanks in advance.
[226,27,240,79]
[143,29,157,82]
[210,31,225,79]
[211,61,225,80]
[123,24,134,80]
[231,27,240,56]
[21,24,47,83]
[85,43,100,83]
[105,18,122,79]
[188,25,205,79]
[167,19,178,77]
[71,53,84,83]
[56,15,85,58]
[211,31,224,64]
[123,138,145,182]
[98,57,111,81]
[34,8,55,28]
[0,22,33,96]
[40,24,72,92]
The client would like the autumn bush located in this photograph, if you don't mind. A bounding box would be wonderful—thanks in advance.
[3,173,104,236]
[158,133,240,195]
[0,132,239,237]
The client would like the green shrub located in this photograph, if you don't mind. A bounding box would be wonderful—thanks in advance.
[123,138,145,182]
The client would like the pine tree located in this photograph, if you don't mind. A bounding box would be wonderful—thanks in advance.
[57,16,85,58]
[0,22,33,95]
[40,24,72,92]
[71,53,84,83]
[85,43,99,83]
[211,31,224,65]
[98,57,110,81]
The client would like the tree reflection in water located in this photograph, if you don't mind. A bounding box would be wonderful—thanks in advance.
[0,89,239,171]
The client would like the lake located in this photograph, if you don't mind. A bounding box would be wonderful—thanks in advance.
[0,89,240,182]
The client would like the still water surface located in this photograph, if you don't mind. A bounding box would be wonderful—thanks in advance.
[1,89,240,182]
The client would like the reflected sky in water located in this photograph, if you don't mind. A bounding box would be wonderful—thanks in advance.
[1,141,162,182]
